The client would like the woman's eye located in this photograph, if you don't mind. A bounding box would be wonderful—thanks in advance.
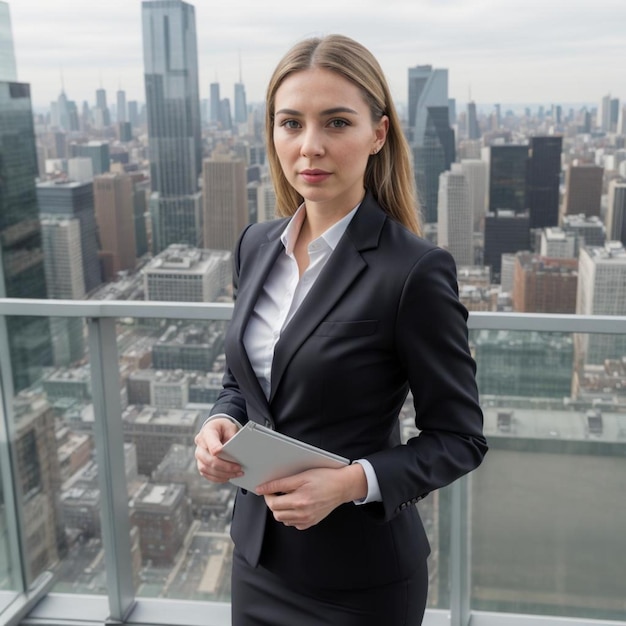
[329,119,348,128]
[280,120,300,129]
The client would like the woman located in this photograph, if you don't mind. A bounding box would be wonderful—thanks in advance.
[194,34,487,625]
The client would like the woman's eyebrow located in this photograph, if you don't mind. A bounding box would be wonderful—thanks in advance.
[274,106,359,116]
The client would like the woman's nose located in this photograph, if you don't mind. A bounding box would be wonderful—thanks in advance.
[300,128,324,158]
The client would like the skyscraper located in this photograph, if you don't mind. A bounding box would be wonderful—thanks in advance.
[460,159,488,232]
[561,164,603,218]
[95,87,111,127]
[467,101,481,140]
[209,82,220,123]
[414,106,455,223]
[234,82,247,125]
[489,145,528,213]
[437,164,473,266]
[142,0,203,253]
[484,210,530,282]
[37,181,103,294]
[606,180,626,247]
[0,83,52,391]
[0,3,52,392]
[576,242,626,364]
[0,1,17,82]
[407,65,451,223]
[93,173,138,281]
[527,136,562,229]
[202,158,248,251]
[116,89,127,123]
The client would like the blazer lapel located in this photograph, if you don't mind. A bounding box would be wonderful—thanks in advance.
[269,193,385,403]
[230,225,285,419]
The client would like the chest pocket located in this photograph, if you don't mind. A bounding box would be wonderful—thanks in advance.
[313,320,378,338]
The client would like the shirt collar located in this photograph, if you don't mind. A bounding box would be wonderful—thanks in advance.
[280,202,360,255]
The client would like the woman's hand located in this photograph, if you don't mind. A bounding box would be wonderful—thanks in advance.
[257,463,368,530]
[194,418,243,483]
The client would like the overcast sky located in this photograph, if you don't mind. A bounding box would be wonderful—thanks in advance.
[7,0,626,111]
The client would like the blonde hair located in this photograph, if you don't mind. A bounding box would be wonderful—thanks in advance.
[265,34,422,236]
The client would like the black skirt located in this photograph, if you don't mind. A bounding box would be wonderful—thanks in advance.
[231,548,428,626]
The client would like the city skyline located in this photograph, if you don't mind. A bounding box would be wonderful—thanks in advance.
[8,0,626,110]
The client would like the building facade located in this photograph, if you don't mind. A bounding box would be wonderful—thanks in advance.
[142,0,203,252]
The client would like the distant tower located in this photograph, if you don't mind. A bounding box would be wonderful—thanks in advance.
[93,173,138,281]
[220,98,232,130]
[202,157,248,251]
[527,136,562,229]
[210,82,220,123]
[408,65,453,223]
[606,180,626,247]
[467,101,481,140]
[561,164,603,218]
[437,164,473,266]
[234,54,247,124]
[95,87,111,127]
[117,88,127,123]
[142,0,203,252]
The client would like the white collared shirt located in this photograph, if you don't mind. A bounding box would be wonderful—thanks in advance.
[241,202,381,504]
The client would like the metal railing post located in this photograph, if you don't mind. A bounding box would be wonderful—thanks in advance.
[87,316,135,622]
[450,475,471,626]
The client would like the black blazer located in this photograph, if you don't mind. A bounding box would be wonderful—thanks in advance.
[210,191,487,590]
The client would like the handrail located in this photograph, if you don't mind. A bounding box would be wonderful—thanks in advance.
[1,298,625,334]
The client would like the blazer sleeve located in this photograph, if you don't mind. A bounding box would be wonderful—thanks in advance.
[206,224,254,425]
[365,246,487,521]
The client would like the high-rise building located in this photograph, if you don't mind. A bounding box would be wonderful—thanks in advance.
[40,217,86,366]
[460,159,488,232]
[128,100,139,127]
[561,164,603,218]
[561,214,606,253]
[576,242,626,364]
[116,89,127,123]
[202,157,248,251]
[467,101,480,140]
[40,217,85,299]
[408,65,452,223]
[94,87,110,127]
[0,4,52,390]
[407,65,448,142]
[93,173,138,281]
[0,1,17,81]
[209,82,220,123]
[606,180,626,247]
[489,145,528,214]
[234,82,247,125]
[437,164,473,266]
[483,210,530,281]
[142,0,203,253]
[527,136,562,229]
[414,106,455,223]
[37,181,103,293]
[220,98,232,130]
[512,252,578,314]
[0,79,52,391]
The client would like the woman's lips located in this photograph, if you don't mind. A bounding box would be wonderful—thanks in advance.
[300,169,331,183]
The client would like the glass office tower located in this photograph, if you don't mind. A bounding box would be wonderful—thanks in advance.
[142,0,203,253]
[0,80,52,392]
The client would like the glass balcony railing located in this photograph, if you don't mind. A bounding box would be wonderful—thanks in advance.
[1,298,625,626]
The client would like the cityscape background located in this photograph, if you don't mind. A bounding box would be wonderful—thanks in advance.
[1,0,625,624]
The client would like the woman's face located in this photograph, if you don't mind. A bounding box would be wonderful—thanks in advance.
[272,67,388,213]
